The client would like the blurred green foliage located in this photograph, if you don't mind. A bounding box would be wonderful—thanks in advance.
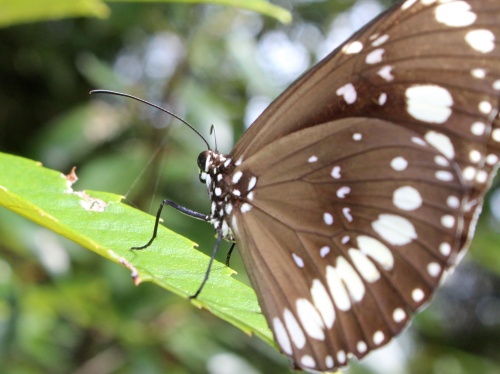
[1,0,500,373]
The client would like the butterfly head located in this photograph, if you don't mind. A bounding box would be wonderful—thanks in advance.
[197,149,258,240]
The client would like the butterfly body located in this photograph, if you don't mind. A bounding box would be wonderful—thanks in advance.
[192,0,500,371]
[198,149,257,241]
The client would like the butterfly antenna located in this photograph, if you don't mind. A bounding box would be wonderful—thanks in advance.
[210,124,218,151]
[90,89,210,149]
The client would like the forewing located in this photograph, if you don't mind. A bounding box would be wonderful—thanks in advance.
[230,118,488,372]
[233,0,500,213]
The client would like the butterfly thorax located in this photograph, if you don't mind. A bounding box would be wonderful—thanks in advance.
[197,150,257,241]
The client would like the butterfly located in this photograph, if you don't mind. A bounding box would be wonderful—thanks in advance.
[126,0,500,372]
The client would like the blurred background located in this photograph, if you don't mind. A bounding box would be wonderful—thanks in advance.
[1,0,500,373]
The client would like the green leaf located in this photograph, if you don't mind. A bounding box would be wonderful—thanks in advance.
[0,151,274,347]
[0,0,290,28]
[105,0,292,24]
[0,0,110,27]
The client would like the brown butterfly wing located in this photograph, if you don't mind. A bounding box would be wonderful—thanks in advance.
[222,0,500,371]
[229,118,475,371]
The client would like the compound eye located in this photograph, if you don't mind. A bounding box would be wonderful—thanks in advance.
[197,151,209,170]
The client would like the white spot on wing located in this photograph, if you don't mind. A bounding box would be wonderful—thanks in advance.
[440,242,451,256]
[479,100,492,114]
[463,166,477,181]
[492,129,500,142]
[372,214,417,246]
[378,92,387,105]
[337,350,346,364]
[393,186,423,211]
[323,212,334,225]
[336,83,357,104]
[353,133,362,141]
[471,121,486,136]
[342,207,353,222]
[308,155,318,163]
[406,85,453,124]
[311,280,335,328]
[342,40,363,54]
[336,256,365,302]
[326,265,351,311]
[366,48,384,64]
[300,355,316,368]
[325,355,334,369]
[377,65,394,81]
[296,298,325,340]
[425,131,455,159]
[393,308,406,323]
[434,155,450,167]
[273,318,292,355]
[348,249,380,282]
[248,176,257,191]
[427,262,441,277]
[337,186,350,198]
[357,341,367,353]
[471,68,486,79]
[447,195,460,209]
[401,0,417,10]
[412,288,425,302]
[435,170,454,181]
[373,330,385,345]
[411,137,426,146]
[465,29,495,53]
[476,170,488,183]
[240,203,252,213]
[487,154,498,165]
[391,156,408,171]
[372,34,389,47]
[283,308,305,349]
[435,1,476,27]
[320,246,330,257]
[469,149,482,163]
[357,235,394,270]
[232,171,242,184]
[331,166,341,179]
[441,214,455,228]
[292,253,304,268]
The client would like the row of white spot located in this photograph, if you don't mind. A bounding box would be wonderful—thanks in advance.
[306,137,460,259]
[390,155,462,210]
[471,68,500,92]
[309,145,459,242]
[405,88,496,187]
[412,0,495,54]
[277,232,441,369]
[343,3,495,60]
[229,170,257,215]
[387,154,463,231]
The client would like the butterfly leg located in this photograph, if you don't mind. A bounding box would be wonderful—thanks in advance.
[189,231,223,299]
[225,242,236,267]
[131,198,208,250]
